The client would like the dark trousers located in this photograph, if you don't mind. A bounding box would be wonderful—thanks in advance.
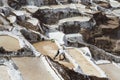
[53,50,66,60]
[53,50,59,60]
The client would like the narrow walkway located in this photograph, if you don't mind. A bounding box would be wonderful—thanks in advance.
[12,57,54,80]
[0,66,10,80]
[0,35,20,51]
[33,41,74,69]
[67,48,101,77]
[99,64,120,80]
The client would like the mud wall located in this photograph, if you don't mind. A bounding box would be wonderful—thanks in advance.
[0,47,33,57]
[47,56,109,80]
[17,21,40,31]
[20,29,41,43]
[59,21,81,34]
[59,19,95,34]
[8,0,58,9]
[8,0,27,9]
[79,11,120,56]
[65,40,120,63]
[89,44,120,63]
[26,0,57,6]
[33,8,81,24]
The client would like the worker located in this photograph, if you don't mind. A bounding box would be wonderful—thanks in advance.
[53,46,66,61]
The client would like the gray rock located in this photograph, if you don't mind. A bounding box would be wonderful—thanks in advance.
[20,29,41,43]
[2,7,11,16]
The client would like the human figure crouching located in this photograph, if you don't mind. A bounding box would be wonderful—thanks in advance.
[53,46,66,61]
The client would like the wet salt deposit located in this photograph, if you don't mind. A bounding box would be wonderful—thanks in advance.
[99,64,120,80]
[13,57,54,80]
[67,48,102,77]
[33,41,58,56]
[0,35,20,51]
[0,66,10,80]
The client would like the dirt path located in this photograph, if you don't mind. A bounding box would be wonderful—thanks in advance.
[67,48,101,77]
[0,66,10,80]
[0,35,20,51]
[99,64,120,80]
[12,57,54,80]
[33,41,74,69]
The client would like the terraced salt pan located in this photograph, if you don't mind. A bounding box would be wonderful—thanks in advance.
[23,6,39,13]
[48,16,91,28]
[13,11,25,16]
[27,18,39,26]
[109,0,120,8]
[112,9,120,17]
[0,35,20,51]
[77,8,93,13]
[0,66,10,80]
[39,3,92,14]
[33,41,74,69]
[12,10,31,18]
[99,64,120,80]
[67,48,101,77]
[39,3,86,9]
[13,57,54,80]
[49,4,85,9]
[0,31,40,56]
[49,5,68,9]
[59,16,91,24]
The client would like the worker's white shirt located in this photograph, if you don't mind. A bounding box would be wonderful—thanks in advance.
[59,49,64,54]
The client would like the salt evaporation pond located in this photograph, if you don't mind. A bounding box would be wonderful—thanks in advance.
[0,35,20,51]
[13,57,54,80]
[33,41,74,69]
[99,64,120,80]
[0,66,10,80]
[67,48,102,77]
